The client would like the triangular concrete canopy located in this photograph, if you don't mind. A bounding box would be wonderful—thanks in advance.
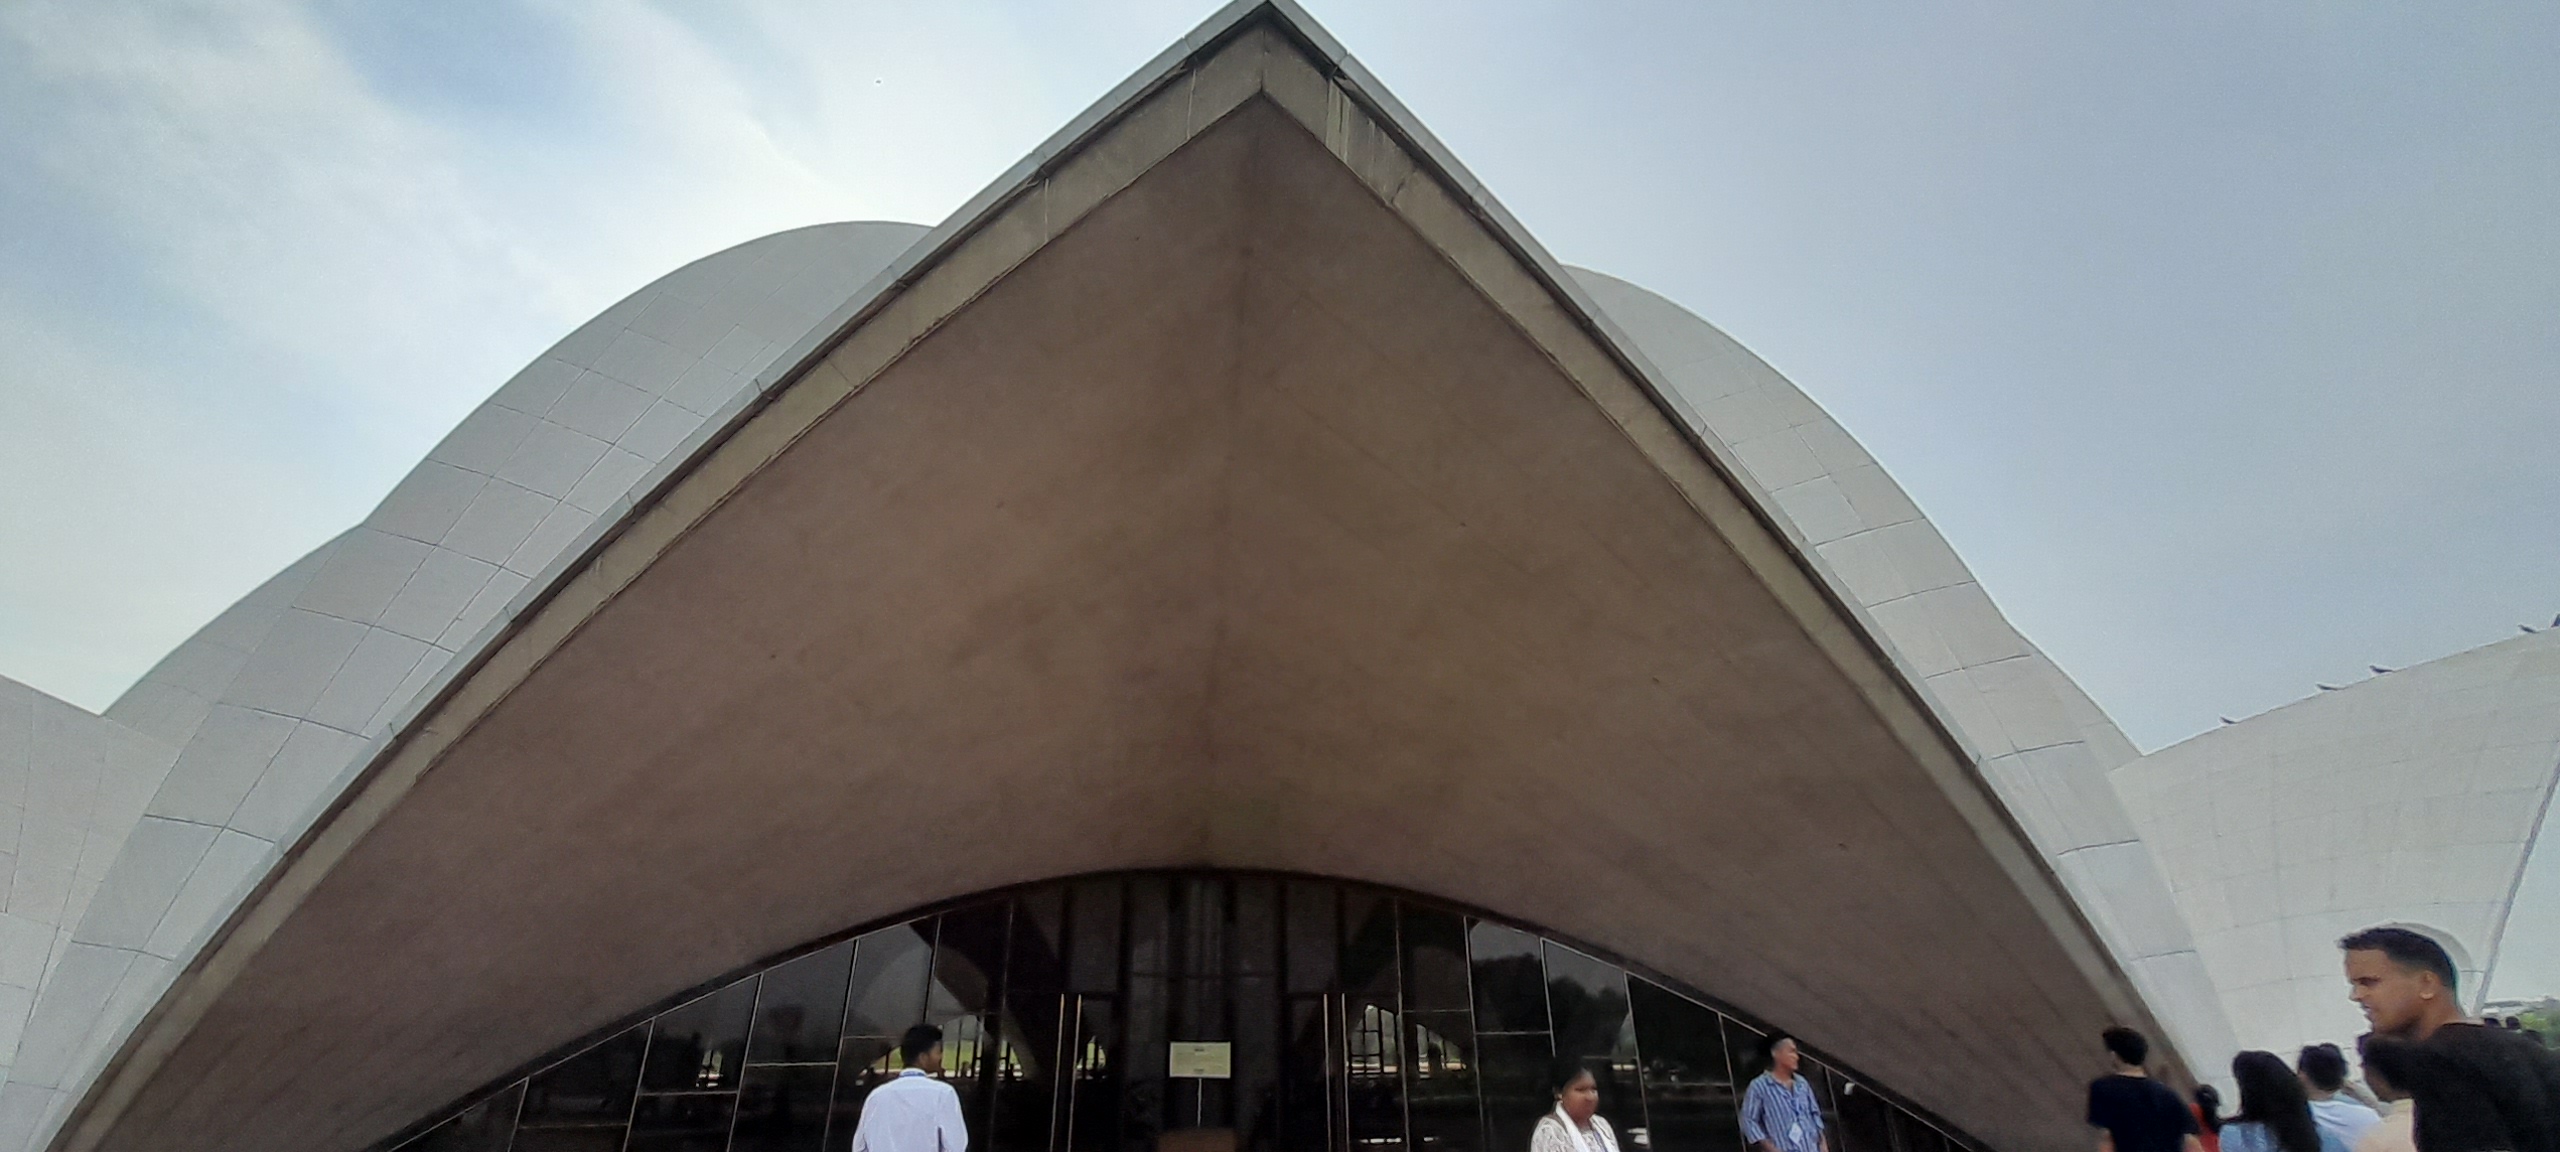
[62,6,2167,1151]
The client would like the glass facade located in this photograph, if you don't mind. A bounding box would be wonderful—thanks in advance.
[385,873,1974,1152]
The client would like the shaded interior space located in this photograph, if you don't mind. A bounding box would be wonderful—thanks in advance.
[91,97,2136,1152]
[388,873,1974,1152]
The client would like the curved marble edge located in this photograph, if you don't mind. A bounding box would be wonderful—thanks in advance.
[1569,268,2241,1080]
[2113,630,2560,1056]
[0,221,932,1151]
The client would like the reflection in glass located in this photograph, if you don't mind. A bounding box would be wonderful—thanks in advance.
[407,1082,522,1152]
[628,1092,738,1152]
[647,979,759,1092]
[1826,1071,1898,1152]
[988,1001,1060,1152]
[827,1036,900,1145]
[1628,979,1741,1152]
[1407,1010,1480,1152]
[1797,1062,1847,1151]
[749,941,853,1066]
[937,1013,1005,1132]
[931,902,1011,1027]
[846,923,934,1039]
[1340,893,1398,1008]
[1122,974,1168,1152]
[1069,880,1124,995]
[1284,881,1336,995]
[1891,1109,1951,1152]
[1475,1031,1556,1152]
[1173,877,1228,983]
[1544,942,1641,1132]
[730,1064,834,1152]
[1233,975,1279,1152]
[1467,921,1547,1034]
[1016,887,1068,991]
[1344,1000,1404,1149]
[518,1025,647,1129]
[994,901,1069,1152]
[1062,997,1120,1152]
[388,874,1982,1152]
[1280,997,1334,1152]
[1721,1018,1767,1086]
[1234,877,1278,978]
[1127,877,1170,979]
[510,1129,627,1152]
[1400,905,1469,1013]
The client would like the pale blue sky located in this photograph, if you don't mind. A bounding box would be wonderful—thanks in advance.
[1,2,2554,992]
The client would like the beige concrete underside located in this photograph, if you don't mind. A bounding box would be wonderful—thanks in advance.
[89,99,2125,1152]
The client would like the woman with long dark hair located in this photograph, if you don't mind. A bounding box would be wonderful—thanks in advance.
[2218,1051,2347,1152]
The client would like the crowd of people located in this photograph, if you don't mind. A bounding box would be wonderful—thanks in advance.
[2089,926,2560,1152]
[837,925,2552,1152]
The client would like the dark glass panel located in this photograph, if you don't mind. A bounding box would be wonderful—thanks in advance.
[1543,943,1641,1131]
[935,1012,1000,1133]
[1466,922,1546,1034]
[1172,876,1229,983]
[828,1036,902,1146]
[1406,1010,1480,1152]
[1128,876,1171,978]
[1340,893,1399,1007]
[627,1092,738,1152]
[1123,975,1169,1152]
[1720,1019,1768,1097]
[1824,1071,1896,1152]
[732,1064,835,1152]
[1234,976,1280,1152]
[1063,997,1121,1152]
[1890,1110,1949,1152]
[1476,1031,1556,1152]
[1626,980,1741,1152]
[1399,905,1469,1013]
[1281,997,1335,1152]
[988,995,1066,1152]
[520,1024,648,1129]
[931,901,1012,1026]
[1343,999,1403,1149]
[1234,877,1278,977]
[401,1082,521,1152]
[1798,1061,1847,1150]
[646,978,759,1092]
[1284,881,1337,995]
[750,941,854,1066]
[847,922,935,1039]
[509,1129,627,1152]
[1012,889,1070,995]
[1069,879,1125,995]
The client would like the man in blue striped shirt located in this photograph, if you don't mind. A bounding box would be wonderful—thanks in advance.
[1741,1032,1829,1152]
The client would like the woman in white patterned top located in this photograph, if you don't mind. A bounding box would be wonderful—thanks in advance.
[1530,1060,1621,1152]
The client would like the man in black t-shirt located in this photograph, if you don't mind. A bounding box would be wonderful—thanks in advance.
[2343,926,2560,1152]
[2089,1026,2203,1152]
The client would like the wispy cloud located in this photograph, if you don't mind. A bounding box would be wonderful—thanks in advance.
[0,0,1195,708]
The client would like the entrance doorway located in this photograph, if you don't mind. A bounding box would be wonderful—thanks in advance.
[390,873,1970,1152]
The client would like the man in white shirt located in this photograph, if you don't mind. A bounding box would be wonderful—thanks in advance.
[2298,1043,2381,1149]
[853,1024,969,1152]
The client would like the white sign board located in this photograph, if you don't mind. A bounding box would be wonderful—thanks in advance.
[1168,1041,1232,1079]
